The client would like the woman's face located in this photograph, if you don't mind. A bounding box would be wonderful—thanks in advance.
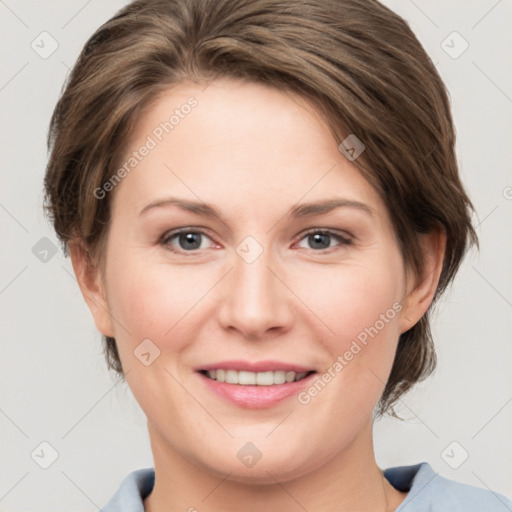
[85,78,418,483]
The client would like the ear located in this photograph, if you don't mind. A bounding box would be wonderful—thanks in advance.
[399,228,446,334]
[69,239,115,338]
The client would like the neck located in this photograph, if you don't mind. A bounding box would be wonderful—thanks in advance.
[144,418,407,512]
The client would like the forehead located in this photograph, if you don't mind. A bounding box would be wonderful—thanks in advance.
[110,78,385,223]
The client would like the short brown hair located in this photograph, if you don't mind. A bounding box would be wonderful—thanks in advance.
[43,0,478,417]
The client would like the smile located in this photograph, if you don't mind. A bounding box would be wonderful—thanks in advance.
[199,369,314,386]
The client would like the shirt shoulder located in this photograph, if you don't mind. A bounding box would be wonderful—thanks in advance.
[102,468,155,512]
[385,462,512,512]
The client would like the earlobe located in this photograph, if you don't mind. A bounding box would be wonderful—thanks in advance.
[399,228,446,334]
[69,239,115,338]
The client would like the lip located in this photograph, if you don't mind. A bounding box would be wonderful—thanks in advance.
[196,367,317,409]
[196,360,315,373]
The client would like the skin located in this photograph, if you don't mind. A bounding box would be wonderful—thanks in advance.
[70,78,445,512]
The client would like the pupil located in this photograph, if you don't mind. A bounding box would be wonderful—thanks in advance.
[310,233,330,249]
[180,232,201,250]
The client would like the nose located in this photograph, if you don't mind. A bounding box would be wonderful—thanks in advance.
[217,245,294,340]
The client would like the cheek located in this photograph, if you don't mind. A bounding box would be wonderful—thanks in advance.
[104,249,217,363]
[295,264,404,417]
[298,259,404,342]
[300,252,406,394]
[103,249,230,373]
[342,271,401,341]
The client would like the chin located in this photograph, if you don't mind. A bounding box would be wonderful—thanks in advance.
[205,458,310,486]
[192,441,327,486]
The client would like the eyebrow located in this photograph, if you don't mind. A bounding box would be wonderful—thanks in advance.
[139,196,374,221]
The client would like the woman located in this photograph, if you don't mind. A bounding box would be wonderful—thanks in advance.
[43,0,512,510]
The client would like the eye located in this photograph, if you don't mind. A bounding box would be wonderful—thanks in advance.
[295,229,352,251]
[160,227,352,254]
[161,228,214,253]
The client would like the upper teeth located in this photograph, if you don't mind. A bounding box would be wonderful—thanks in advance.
[206,369,309,386]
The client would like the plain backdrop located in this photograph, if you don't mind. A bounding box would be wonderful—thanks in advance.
[1,1,511,510]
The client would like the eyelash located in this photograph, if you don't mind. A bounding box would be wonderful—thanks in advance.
[160,227,353,255]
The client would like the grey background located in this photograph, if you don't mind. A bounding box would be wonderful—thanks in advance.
[1,1,511,510]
